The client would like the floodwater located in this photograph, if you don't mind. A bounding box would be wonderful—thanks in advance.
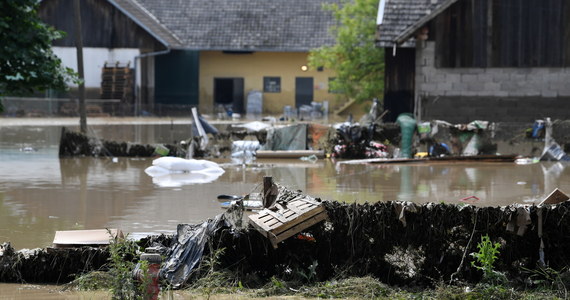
[1,123,569,251]
[1,122,570,297]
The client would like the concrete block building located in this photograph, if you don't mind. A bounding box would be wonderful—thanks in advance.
[377,0,570,123]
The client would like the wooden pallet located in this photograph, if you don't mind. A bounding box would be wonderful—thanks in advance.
[100,61,133,101]
[248,197,328,248]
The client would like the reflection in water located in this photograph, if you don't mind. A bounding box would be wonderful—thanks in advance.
[1,124,570,250]
[144,157,225,187]
[398,166,413,202]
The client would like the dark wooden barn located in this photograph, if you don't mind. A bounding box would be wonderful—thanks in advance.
[378,0,570,123]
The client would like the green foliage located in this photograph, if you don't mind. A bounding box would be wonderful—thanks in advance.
[107,232,140,299]
[0,0,75,111]
[191,246,239,299]
[302,276,390,299]
[271,276,285,289]
[471,235,506,284]
[68,271,114,291]
[522,266,570,298]
[296,260,319,283]
[309,0,384,104]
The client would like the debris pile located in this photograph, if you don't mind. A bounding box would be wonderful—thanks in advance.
[208,190,570,287]
[58,127,186,158]
[3,186,570,288]
[0,242,108,283]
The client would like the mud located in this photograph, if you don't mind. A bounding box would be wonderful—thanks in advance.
[0,243,108,284]
[2,197,569,287]
[209,193,570,287]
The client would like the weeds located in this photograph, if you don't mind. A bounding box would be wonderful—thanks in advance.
[107,231,141,299]
[471,234,506,284]
[65,271,113,291]
[296,260,318,283]
[302,276,390,299]
[522,266,569,298]
[190,245,239,299]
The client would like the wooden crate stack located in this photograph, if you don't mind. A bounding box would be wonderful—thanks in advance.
[101,61,133,101]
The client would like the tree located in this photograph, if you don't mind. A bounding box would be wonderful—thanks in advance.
[0,0,74,112]
[309,0,384,105]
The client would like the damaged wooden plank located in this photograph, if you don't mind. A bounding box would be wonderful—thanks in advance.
[249,197,328,248]
[271,211,329,247]
[539,188,569,205]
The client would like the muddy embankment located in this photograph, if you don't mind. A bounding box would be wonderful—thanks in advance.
[57,126,264,158]
[2,188,569,287]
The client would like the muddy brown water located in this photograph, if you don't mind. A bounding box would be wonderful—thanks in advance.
[1,122,570,295]
[1,123,569,250]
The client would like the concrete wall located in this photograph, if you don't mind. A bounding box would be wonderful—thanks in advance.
[199,51,340,115]
[415,41,570,123]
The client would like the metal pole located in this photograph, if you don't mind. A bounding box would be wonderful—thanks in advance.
[73,0,87,133]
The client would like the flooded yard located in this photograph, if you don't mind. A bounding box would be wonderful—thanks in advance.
[1,123,569,250]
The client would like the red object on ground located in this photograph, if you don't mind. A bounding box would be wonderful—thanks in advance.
[459,195,480,204]
[133,248,162,300]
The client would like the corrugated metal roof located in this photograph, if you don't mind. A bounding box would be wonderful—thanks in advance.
[376,0,454,48]
[130,0,339,51]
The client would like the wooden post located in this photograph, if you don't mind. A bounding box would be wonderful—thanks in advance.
[73,0,87,134]
[263,176,273,208]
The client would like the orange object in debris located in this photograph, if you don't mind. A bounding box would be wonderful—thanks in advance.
[295,233,316,242]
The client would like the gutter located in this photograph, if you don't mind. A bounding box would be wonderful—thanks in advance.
[134,48,171,116]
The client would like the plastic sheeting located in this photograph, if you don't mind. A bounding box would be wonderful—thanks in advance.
[160,214,229,289]
[263,124,307,151]
[246,90,263,119]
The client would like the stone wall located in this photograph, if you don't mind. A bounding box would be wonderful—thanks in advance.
[416,41,570,123]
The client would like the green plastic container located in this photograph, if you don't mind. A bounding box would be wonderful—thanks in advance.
[396,113,416,158]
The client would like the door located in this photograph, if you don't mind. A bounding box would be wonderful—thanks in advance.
[214,78,244,113]
[295,77,313,108]
[155,50,199,106]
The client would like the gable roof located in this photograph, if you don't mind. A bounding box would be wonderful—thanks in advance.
[108,0,183,48]
[130,0,339,52]
[376,0,455,48]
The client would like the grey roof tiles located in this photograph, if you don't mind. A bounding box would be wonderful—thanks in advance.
[131,0,339,51]
[377,0,452,48]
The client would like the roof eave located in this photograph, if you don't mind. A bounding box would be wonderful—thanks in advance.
[394,0,458,45]
[107,0,182,49]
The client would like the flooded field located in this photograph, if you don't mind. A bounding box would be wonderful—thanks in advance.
[1,123,569,250]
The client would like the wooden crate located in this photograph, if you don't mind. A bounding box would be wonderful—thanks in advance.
[248,198,328,248]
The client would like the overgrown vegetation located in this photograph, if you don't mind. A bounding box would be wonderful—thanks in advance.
[190,245,239,299]
[309,0,384,104]
[107,233,141,299]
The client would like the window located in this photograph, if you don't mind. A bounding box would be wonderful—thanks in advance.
[263,77,281,93]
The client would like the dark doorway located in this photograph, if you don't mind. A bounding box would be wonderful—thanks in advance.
[214,78,244,113]
[383,47,415,122]
[295,77,313,107]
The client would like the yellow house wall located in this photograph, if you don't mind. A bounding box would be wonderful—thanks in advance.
[199,51,342,115]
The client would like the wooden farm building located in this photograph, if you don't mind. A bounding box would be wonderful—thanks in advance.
[378,0,570,123]
[35,0,348,117]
